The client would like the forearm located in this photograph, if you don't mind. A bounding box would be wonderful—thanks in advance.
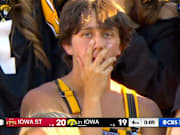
[82,96,102,117]
[81,93,102,135]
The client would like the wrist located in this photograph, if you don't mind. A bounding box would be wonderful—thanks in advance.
[82,95,102,117]
[84,94,101,103]
[84,87,104,100]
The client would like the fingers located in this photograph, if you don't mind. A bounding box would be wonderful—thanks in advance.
[84,42,116,75]
[100,57,116,71]
[76,40,95,69]
[103,65,113,75]
[93,44,112,66]
[85,40,95,66]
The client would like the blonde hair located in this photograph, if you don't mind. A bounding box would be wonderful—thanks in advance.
[19,112,80,135]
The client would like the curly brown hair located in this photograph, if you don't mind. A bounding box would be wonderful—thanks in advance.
[59,0,135,67]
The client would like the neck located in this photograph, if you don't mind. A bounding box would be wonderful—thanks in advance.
[61,69,84,98]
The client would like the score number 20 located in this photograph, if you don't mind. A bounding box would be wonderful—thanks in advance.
[56,119,66,127]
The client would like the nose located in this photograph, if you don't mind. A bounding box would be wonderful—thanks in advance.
[93,35,105,49]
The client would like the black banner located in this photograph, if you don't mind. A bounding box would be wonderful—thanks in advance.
[66,118,128,127]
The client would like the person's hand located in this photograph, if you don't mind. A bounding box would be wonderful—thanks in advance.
[76,40,116,101]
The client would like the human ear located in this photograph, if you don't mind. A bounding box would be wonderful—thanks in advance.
[117,49,121,56]
[63,44,73,55]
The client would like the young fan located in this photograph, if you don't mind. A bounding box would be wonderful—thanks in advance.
[21,0,165,135]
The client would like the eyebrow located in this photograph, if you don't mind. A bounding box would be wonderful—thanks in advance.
[80,26,99,30]
[80,26,115,31]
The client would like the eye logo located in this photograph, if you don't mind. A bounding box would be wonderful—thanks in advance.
[67,119,77,126]
[162,120,167,125]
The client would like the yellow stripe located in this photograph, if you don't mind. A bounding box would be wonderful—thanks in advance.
[166,127,172,135]
[57,79,70,92]
[122,87,129,118]
[117,130,126,135]
[131,90,140,118]
[102,127,126,135]
[102,127,110,131]
[66,95,81,114]
[57,79,81,114]
[41,0,60,37]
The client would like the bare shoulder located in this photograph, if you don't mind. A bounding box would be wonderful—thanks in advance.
[175,109,180,117]
[20,81,61,117]
[137,97,165,135]
[137,95,162,117]
[159,2,178,19]
[110,80,162,117]
[138,96,166,135]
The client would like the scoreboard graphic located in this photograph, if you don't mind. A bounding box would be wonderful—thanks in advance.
[0,118,180,127]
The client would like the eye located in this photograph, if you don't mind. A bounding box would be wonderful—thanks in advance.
[103,32,113,39]
[83,32,92,38]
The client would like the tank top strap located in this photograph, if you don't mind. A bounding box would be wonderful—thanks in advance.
[55,78,81,114]
[121,85,139,118]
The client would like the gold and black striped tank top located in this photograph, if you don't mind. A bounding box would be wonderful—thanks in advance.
[55,79,142,135]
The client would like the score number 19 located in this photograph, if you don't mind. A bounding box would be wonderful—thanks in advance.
[118,118,128,127]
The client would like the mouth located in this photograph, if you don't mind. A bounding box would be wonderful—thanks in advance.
[92,52,97,62]
[92,51,99,61]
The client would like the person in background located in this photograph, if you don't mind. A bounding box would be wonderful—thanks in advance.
[0,0,67,134]
[19,112,80,135]
[112,0,180,117]
[21,0,165,135]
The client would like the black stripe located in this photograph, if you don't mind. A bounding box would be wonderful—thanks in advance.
[55,79,73,114]
[126,128,139,135]
[127,94,137,118]
[127,94,140,134]
[109,128,118,133]
[126,131,131,135]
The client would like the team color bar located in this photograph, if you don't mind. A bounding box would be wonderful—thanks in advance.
[2,118,180,127]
